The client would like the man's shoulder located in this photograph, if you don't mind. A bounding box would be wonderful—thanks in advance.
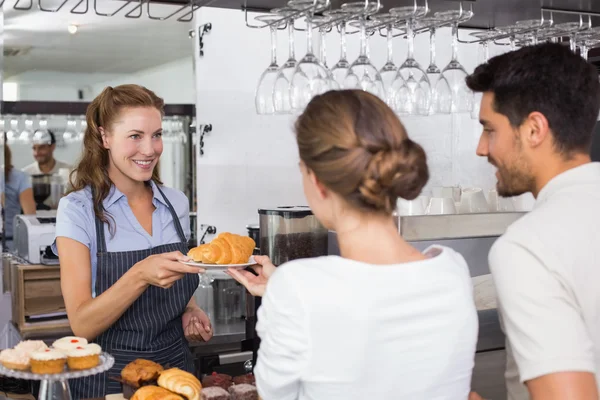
[21,163,39,174]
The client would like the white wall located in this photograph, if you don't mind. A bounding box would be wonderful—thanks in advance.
[91,57,196,104]
[7,57,196,104]
[194,8,500,236]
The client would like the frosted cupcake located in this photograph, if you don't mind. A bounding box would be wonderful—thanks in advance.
[30,349,67,374]
[14,340,48,355]
[65,343,102,370]
[52,336,88,352]
[0,348,30,371]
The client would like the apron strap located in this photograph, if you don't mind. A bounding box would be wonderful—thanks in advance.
[91,187,108,254]
[154,183,188,244]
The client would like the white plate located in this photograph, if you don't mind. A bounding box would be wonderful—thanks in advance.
[180,256,256,270]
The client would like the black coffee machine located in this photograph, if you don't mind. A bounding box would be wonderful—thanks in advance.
[242,206,328,368]
[31,174,52,211]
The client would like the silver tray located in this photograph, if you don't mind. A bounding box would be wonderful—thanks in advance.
[0,352,114,381]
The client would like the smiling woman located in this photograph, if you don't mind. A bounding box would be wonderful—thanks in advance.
[53,84,211,398]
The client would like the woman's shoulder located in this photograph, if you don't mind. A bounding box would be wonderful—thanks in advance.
[153,183,189,211]
[58,187,93,212]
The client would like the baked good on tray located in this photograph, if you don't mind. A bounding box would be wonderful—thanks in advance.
[65,343,102,370]
[232,373,255,386]
[122,359,164,388]
[157,368,202,400]
[188,233,255,265]
[0,348,30,371]
[14,340,48,355]
[228,384,258,400]
[52,336,88,352]
[201,386,231,400]
[131,385,184,400]
[202,372,233,390]
[30,349,67,374]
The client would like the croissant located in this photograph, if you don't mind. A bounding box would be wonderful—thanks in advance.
[131,385,184,400]
[188,233,255,265]
[157,368,202,400]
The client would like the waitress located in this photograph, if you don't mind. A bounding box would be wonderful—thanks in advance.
[53,84,211,398]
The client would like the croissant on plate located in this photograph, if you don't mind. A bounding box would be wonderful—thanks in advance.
[188,233,255,265]
[157,368,202,400]
[131,385,184,400]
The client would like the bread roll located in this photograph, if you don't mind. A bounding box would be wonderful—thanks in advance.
[187,233,255,265]
[158,368,202,400]
[131,385,184,400]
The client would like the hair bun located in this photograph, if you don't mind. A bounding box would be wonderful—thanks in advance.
[358,139,429,212]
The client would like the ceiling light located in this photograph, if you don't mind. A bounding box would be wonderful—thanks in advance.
[68,24,78,35]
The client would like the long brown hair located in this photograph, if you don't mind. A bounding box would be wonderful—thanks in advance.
[4,140,13,182]
[68,84,165,234]
[295,90,429,215]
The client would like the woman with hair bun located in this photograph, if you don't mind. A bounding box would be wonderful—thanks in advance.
[228,90,478,399]
[53,84,211,397]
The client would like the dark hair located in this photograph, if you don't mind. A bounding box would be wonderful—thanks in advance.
[466,42,600,154]
[295,90,429,215]
[4,140,12,182]
[47,130,56,145]
[67,84,164,234]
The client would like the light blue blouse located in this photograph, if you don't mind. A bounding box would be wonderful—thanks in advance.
[52,181,190,297]
[3,168,32,241]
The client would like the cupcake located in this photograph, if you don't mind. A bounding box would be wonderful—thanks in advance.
[0,348,30,371]
[65,343,102,370]
[52,336,88,352]
[14,340,48,355]
[30,349,67,374]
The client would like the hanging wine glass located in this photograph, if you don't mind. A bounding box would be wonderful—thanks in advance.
[289,0,332,111]
[469,30,497,120]
[342,2,385,99]
[391,6,430,115]
[254,14,285,115]
[272,7,299,114]
[371,13,402,107]
[435,9,474,113]
[312,15,339,90]
[325,9,353,89]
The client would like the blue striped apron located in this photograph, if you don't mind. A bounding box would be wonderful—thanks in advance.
[69,185,199,399]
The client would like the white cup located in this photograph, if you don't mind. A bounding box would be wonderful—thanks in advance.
[459,188,489,213]
[397,198,426,216]
[426,197,457,215]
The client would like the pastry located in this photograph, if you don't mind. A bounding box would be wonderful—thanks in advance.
[30,349,67,374]
[0,348,30,371]
[157,368,202,400]
[52,336,88,352]
[131,385,184,400]
[121,359,164,388]
[14,340,48,355]
[65,343,102,370]
[228,384,258,400]
[188,233,255,265]
[201,387,230,400]
[202,372,233,390]
[232,374,255,385]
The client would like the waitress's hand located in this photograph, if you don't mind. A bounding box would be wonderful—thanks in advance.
[226,255,275,297]
[469,391,485,400]
[135,251,205,289]
[183,305,212,342]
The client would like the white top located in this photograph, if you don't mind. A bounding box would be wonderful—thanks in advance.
[489,162,600,400]
[22,159,71,175]
[255,246,478,400]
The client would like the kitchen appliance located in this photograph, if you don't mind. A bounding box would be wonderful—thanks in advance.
[31,174,52,211]
[13,214,58,265]
[245,224,260,255]
[258,206,328,266]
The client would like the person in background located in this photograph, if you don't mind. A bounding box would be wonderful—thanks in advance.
[467,42,600,400]
[2,143,36,249]
[54,84,211,398]
[228,90,478,400]
[22,129,71,175]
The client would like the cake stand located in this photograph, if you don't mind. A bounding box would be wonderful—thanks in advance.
[0,352,115,400]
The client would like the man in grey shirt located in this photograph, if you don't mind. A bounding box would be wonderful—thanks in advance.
[22,129,71,175]
[467,43,600,400]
